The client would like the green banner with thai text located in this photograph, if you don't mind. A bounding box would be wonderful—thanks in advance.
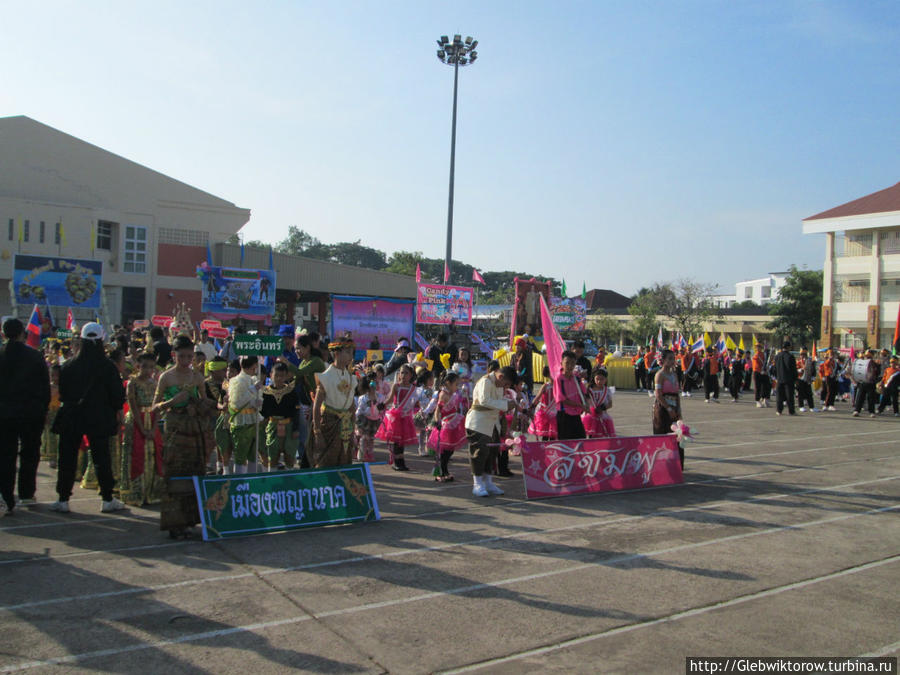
[192,464,380,540]
[233,333,284,356]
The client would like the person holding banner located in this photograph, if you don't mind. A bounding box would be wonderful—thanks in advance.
[310,338,358,467]
[153,335,213,537]
[554,350,589,440]
[653,349,685,469]
[260,363,300,469]
[464,363,517,497]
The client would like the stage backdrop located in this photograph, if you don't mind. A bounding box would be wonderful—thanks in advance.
[14,254,102,309]
[416,283,474,326]
[331,295,416,348]
[520,435,683,499]
[550,297,587,333]
[197,265,276,319]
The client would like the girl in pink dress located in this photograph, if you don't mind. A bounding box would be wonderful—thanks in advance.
[528,366,558,440]
[581,367,615,438]
[428,372,467,482]
[375,364,418,470]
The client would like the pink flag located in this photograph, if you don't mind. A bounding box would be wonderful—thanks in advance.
[539,294,565,380]
[472,268,485,285]
[66,308,74,331]
[415,263,421,283]
[443,262,450,283]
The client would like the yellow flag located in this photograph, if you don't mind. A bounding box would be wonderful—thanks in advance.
[17,218,23,243]
[725,334,737,351]
[439,353,451,370]
[752,334,759,348]
[59,221,67,246]
[90,222,95,253]
[703,332,712,348]
[738,336,746,352]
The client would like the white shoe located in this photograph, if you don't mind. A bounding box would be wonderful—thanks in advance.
[101,498,126,513]
[756,401,762,408]
[704,399,710,403]
[18,497,37,506]
[483,477,504,496]
[686,392,692,398]
[799,406,807,413]
[828,406,836,411]
[870,413,876,418]
[50,500,70,513]
[775,412,781,416]
[648,391,654,398]
[472,483,489,498]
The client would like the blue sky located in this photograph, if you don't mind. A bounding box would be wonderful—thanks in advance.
[4,1,898,295]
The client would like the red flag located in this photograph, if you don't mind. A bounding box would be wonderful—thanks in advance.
[66,308,74,331]
[415,263,421,284]
[443,262,450,284]
[26,304,43,348]
[472,269,485,285]
[539,294,565,381]
[893,303,900,355]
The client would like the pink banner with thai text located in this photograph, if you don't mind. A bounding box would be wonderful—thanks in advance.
[520,435,683,499]
[416,283,474,326]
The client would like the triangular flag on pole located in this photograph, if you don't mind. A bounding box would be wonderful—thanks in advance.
[89,221,95,253]
[443,261,450,283]
[472,268,485,285]
[59,220,67,246]
[893,303,900,356]
[738,336,745,352]
[561,280,567,297]
[66,308,74,331]
[415,263,422,283]
[581,281,586,301]
[268,246,274,271]
[703,332,712,349]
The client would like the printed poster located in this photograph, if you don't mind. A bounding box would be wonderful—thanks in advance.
[416,283,474,326]
[14,254,103,309]
[198,265,276,318]
[331,295,416,348]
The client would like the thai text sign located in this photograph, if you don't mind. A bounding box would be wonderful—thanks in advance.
[198,265,276,318]
[416,283,474,326]
[192,464,380,540]
[331,295,416,348]
[233,334,284,356]
[520,435,682,499]
[550,297,587,333]
[14,254,102,309]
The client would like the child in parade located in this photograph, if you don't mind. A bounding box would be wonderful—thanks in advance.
[203,356,229,473]
[582,366,615,438]
[877,355,899,416]
[228,356,264,474]
[528,366,558,440]
[260,362,300,470]
[819,349,838,411]
[702,348,721,402]
[496,378,528,476]
[729,350,745,402]
[414,369,437,456]
[375,364,419,470]
[451,347,474,404]
[373,363,391,402]
[41,364,62,469]
[555,350,589,440]
[680,350,697,398]
[119,352,164,506]
[355,377,384,462]
[429,371,468,482]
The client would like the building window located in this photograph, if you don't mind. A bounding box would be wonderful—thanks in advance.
[744,287,752,299]
[39,221,45,243]
[123,225,147,273]
[881,231,900,254]
[96,220,114,250]
[761,286,771,299]
[7,219,12,241]
[23,220,29,242]
[55,223,61,245]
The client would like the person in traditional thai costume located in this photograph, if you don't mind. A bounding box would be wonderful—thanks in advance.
[41,364,61,468]
[279,334,326,468]
[309,339,358,468]
[653,349,684,469]
[450,348,474,406]
[375,363,418,470]
[465,363,517,497]
[204,356,230,474]
[354,377,383,462]
[260,362,300,470]
[428,372,467,482]
[413,369,436,456]
[119,352,164,506]
[581,366,615,438]
[228,355,264,474]
[528,366,558,440]
[555,351,589,440]
[153,335,213,538]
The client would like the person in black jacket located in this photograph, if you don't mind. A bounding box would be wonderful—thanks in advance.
[0,318,50,516]
[774,341,798,416]
[51,323,127,513]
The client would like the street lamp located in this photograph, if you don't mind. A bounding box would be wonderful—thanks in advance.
[436,34,477,282]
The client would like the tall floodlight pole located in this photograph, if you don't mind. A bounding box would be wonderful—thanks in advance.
[436,34,477,282]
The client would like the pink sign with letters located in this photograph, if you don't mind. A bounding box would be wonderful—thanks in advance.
[520,435,683,499]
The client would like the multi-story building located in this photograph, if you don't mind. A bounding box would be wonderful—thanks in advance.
[803,180,900,349]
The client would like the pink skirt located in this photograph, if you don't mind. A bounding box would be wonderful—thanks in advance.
[582,411,615,438]
[427,421,467,453]
[529,407,557,439]
[375,409,418,447]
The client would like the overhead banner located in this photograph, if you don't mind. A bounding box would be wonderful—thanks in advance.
[198,265,276,319]
[193,464,380,540]
[520,435,683,499]
[550,297,587,333]
[14,254,102,309]
[416,283,474,326]
[331,295,415,348]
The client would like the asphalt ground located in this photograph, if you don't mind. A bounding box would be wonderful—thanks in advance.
[1,391,898,674]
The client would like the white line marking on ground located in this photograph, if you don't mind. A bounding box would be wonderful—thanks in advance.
[2,475,897,611]
[861,641,900,657]
[2,505,897,673]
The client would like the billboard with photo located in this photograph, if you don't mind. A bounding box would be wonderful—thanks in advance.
[198,265,276,318]
[14,254,103,309]
[416,283,474,326]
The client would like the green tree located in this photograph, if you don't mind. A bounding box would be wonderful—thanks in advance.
[765,265,823,345]
[627,291,660,344]
[651,278,720,337]
[589,312,623,347]
[274,226,321,256]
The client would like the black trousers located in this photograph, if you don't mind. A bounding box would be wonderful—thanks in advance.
[823,377,838,407]
[556,411,586,440]
[703,374,719,400]
[853,383,877,414]
[0,417,44,509]
[729,373,741,400]
[776,382,796,414]
[56,430,115,502]
[634,368,643,389]
[754,373,770,401]
[878,385,899,414]
[796,381,815,409]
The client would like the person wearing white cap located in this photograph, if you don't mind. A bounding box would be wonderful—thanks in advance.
[51,323,127,513]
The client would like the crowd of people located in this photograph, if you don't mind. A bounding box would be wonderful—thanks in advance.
[2,316,897,527]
